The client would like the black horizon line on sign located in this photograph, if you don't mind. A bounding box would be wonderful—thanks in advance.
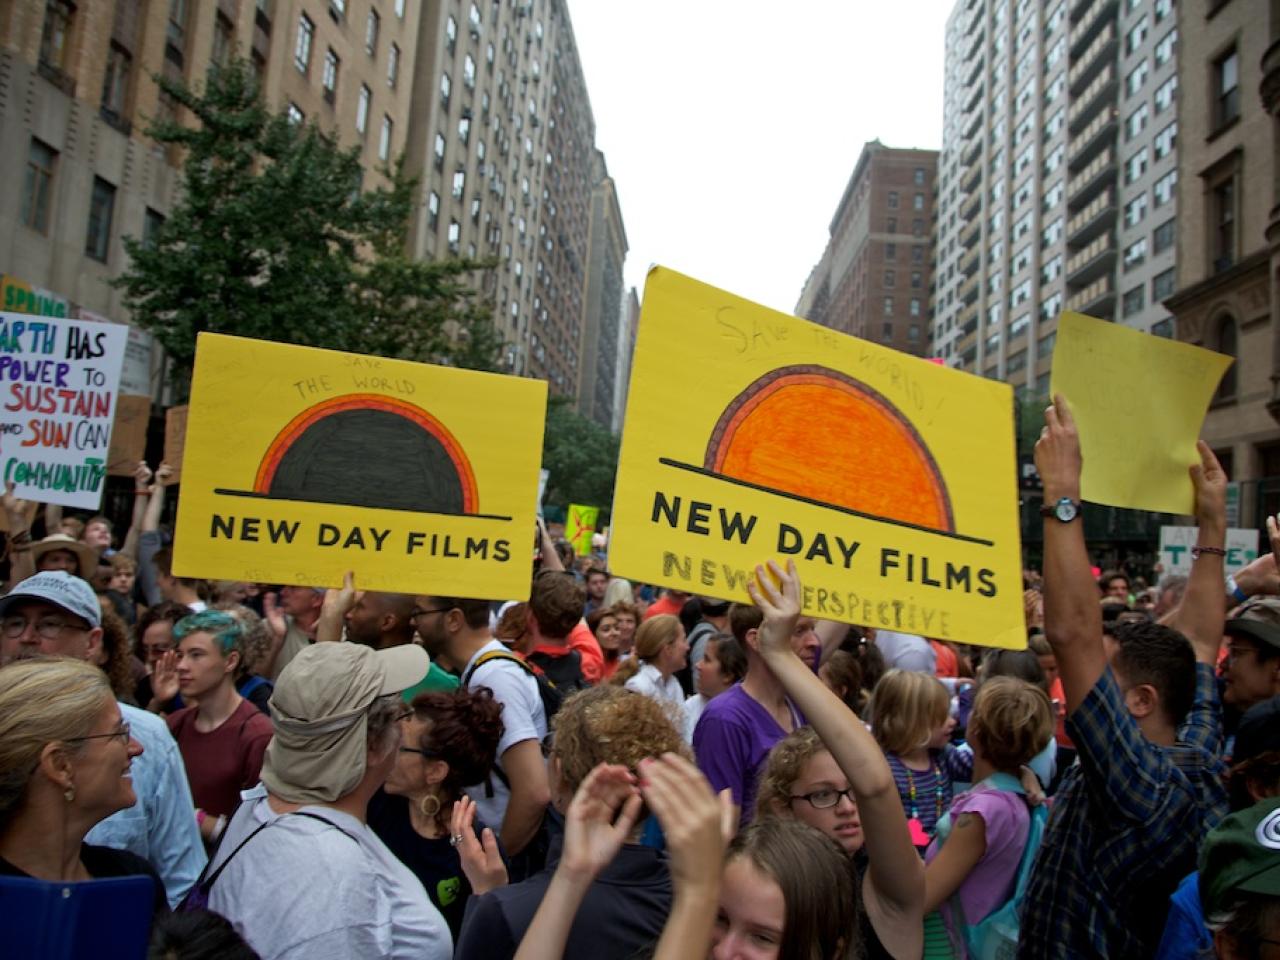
[211,488,513,523]
[656,458,996,548]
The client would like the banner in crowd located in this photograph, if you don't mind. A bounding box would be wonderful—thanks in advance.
[566,503,600,556]
[164,405,188,482]
[173,334,547,597]
[107,395,152,477]
[1158,526,1259,577]
[1051,311,1233,515]
[0,312,128,509]
[611,268,1026,649]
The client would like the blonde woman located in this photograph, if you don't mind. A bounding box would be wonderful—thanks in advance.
[611,614,688,710]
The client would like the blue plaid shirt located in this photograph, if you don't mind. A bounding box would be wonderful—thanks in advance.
[1017,663,1227,959]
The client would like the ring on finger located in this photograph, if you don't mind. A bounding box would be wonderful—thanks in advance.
[449,833,465,847]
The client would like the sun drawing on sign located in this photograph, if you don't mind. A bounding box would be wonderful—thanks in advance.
[215,393,483,517]
[695,364,955,536]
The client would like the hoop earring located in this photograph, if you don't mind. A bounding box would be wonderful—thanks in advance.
[418,792,441,820]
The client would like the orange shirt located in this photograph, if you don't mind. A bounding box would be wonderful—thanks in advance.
[930,639,959,678]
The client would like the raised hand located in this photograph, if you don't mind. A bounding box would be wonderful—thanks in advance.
[154,462,175,487]
[1190,440,1227,530]
[1035,394,1082,500]
[317,572,358,642]
[133,461,154,494]
[639,753,730,895]
[558,763,642,882]
[262,591,288,641]
[449,794,507,894]
[2,481,32,526]
[150,649,180,705]
[746,558,802,659]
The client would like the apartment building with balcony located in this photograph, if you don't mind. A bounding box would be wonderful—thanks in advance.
[932,0,1179,394]
[795,141,939,357]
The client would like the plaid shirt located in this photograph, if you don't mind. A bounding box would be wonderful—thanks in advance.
[1017,663,1227,959]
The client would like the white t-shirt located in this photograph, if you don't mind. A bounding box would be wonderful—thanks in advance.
[625,661,684,709]
[207,786,451,960]
[461,640,548,831]
[682,693,708,744]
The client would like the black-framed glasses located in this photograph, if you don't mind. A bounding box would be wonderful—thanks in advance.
[408,607,451,621]
[1,615,83,639]
[789,786,855,810]
[66,723,131,747]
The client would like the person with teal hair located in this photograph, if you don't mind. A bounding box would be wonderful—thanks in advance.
[167,609,275,845]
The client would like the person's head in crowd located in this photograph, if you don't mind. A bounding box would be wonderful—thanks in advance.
[1228,696,1280,812]
[607,600,639,654]
[601,577,634,611]
[148,909,260,960]
[587,606,623,663]
[59,516,85,540]
[1101,600,1130,622]
[107,554,138,597]
[715,816,859,959]
[819,650,866,715]
[31,533,97,580]
[344,591,416,650]
[410,594,493,669]
[1116,608,1153,627]
[383,688,504,833]
[172,611,247,703]
[584,568,609,605]
[553,540,576,571]
[1103,619,1197,741]
[1134,589,1158,613]
[870,669,954,757]
[980,648,1049,694]
[610,614,688,687]
[152,548,209,606]
[212,603,273,678]
[0,658,144,872]
[1223,598,1280,712]
[527,570,585,645]
[494,601,529,650]
[211,581,251,606]
[1027,632,1059,689]
[1024,587,1044,631]
[549,685,688,815]
[1098,569,1131,602]
[574,554,593,577]
[696,632,748,700]
[1155,574,1189,618]
[94,604,138,703]
[82,515,114,553]
[679,597,704,637]
[135,601,192,672]
[277,584,323,624]
[1198,796,1280,960]
[757,725,863,856]
[0,571,103,666]
[966,677,1054,774]
[729,601,821,674]
[261,642,427,804]
[853,634,887,703]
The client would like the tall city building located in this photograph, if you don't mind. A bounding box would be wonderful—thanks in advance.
[2,0,421,399]
[796,141,938,357]
[1166,0,1279,526]
[579,149,627,428]
[405,0,628,408]
[932,0,1180,393]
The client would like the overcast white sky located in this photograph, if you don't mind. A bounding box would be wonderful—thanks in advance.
[569,1,954,315]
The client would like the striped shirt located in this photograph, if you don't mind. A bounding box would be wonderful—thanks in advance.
[1017,664,1227,959]
[886,746,973,840]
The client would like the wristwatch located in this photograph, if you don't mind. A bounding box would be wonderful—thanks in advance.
[1039,497,1081,522]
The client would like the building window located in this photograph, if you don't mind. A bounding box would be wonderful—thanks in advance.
[887,217,897,233]
[166,0,189,67]
[1155,75,1177,115]
[452,168,466,199]
[885,270,895,287]
[1214,48,1240,129]
[914,168,926,186]
[912,245,924,263]
[100,43,132,122]
[459,116,471,144]
[888,191,899,209]
[294,13,314,73]
[1122,285,1145,318]
[211,12,233,68]
[365,9,380,54]
[387,42,399,88]
[884,297,894,315]
[1155,0,1173,21]
[39,0,75,74]
[1126,59,1149,98]
[1154,121,1177,160]
[448,220,461,253]
[1153,169,1177,207]
[379,116,393,161]
[143,207,166,247]
[441,72,451,109]
[21,138,57,234]
[1214,316,1237,401]
[1125,148,1149,185]
[913,192,924,210]
[446,15,457,52]
[1211,176,1236,270]
[1153,267,1176,301]
[910,298,921,317]
[1124,193,1148,228]
[911,271,922,289]
[464,54,476,88]
[1155,28,1176,67]
[329,0,345,21]
[913,219,924,237]
[322,49,339,102]
[1153,217,1175,254]
[1151,317,1174,337]
[85,176,116,262]
[1125,103,1149,142]
[395,0,405,18]
[1125,15,1148,55]
[427,191,439,229]
[287,102,304,124]
[434,133,446,170]
[886,242,897,260]
[356,84,370,134]
[1123,237,1148,271]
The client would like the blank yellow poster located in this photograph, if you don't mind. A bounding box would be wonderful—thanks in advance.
[610,267,1026,650]
[1050,312,1233,515]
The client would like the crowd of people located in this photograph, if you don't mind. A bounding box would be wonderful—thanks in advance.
[0,397,1277,959]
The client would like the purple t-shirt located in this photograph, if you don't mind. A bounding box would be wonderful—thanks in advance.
[925,785,1030,932]
[692,684,801,828]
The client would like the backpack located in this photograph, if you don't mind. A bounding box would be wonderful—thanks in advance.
[526,648,586,695]
[462,649,565,728]
[942,772,1048,960]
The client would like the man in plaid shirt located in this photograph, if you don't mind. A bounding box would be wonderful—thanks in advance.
[1018,396,1229,958]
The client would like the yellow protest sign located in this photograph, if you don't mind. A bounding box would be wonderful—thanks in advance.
[1050,311,1233,515]
[610,268,1026,649]
[566,504,600,556]
[173,334,547,598]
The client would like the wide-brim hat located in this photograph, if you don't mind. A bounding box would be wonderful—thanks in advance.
[31,534,99,580]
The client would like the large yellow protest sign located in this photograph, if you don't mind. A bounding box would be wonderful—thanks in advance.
[1050,312,1233,515]
[611,268,1025,649]
[173,334,546,598]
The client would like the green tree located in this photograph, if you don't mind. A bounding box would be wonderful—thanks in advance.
[541,398,620,513]
[115,59,502,381]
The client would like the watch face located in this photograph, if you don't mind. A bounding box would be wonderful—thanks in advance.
[1055,499,1078,522]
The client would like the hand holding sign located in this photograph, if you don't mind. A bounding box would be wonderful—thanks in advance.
[746,559,801,661]
[1034,395,1083,501]
[1190,441,1228,534]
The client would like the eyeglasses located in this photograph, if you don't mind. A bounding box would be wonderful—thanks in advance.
[1,615,84,639]
[399,746,440,758]
[66,723,131,747]
[789,787,855,810]
[408,607,451,621]
[393,706,414,723]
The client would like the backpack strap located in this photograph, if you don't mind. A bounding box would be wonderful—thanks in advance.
[462,649,536,688]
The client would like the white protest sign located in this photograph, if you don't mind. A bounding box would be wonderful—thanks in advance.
[1159,526,1260,577]
[0,312,128,509]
